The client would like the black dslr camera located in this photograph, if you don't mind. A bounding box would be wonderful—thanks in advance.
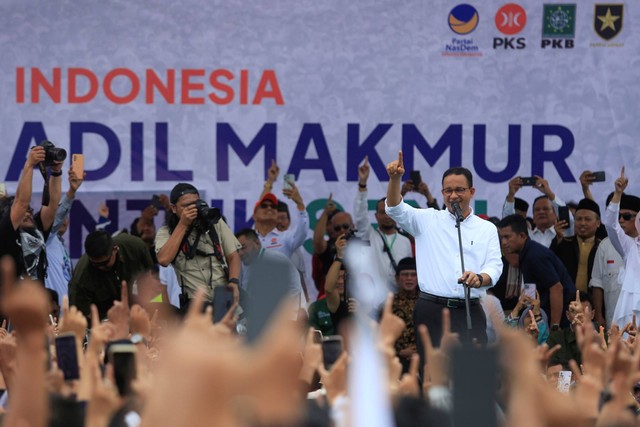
[38,140,67,166]
[194,199,221,226]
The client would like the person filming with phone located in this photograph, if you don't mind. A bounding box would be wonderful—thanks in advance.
[498,214,576,330]
[155,183,241,314]
[384,151,503,348]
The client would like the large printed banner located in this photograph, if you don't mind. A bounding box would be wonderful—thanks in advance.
[1,0,639,258]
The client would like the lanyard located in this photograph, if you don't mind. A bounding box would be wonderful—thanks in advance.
[381,232,397,252]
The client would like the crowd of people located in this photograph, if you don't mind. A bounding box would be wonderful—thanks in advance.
[0,145,639,426]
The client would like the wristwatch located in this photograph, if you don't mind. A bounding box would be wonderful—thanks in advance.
[476,274,484,286]
[228,278,240,285]
[551,324,560,331]
[130,333,148,346]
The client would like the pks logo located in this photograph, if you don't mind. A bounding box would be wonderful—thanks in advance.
[495,3,527,35]
[594,4,623,41]
[449,4,480,35]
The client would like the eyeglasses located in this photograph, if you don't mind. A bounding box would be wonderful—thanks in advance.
[441,187,470,196]
[333,223,351,232]
[26,206,34,214]
[399,271,417,278]
[89,247,115,268]
[259,202,276,210]
[619,213,637,221]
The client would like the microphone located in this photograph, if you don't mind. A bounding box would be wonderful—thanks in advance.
[451,202,464,223]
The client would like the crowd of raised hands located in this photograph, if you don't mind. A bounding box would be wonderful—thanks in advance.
[2,251,640,427]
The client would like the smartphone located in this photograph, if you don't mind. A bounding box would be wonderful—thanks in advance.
[322,335,344,370]
[557,205,571,226]
[151,194,163,209]
[313,330,323,344]
[55,333,80,380]
[0,182,6,196]
[213,285,234,323]
[409,170,422,186]
[557,370,572,393]
[283,174,295,191]
[108,344,137,397]
[520,176,537,186]
[71,154,84,178]
[523,283,536,300]
[590,171,606,182]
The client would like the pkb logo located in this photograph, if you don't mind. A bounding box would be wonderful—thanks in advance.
[541,4,576,49]
[493,3,527,49]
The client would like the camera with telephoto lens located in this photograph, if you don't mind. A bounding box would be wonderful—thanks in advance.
[343,228,357,241]
[38,140,67,166]
[194,199,221,225]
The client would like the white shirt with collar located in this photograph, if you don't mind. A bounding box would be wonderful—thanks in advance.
[502,195,574,247]
[589,237,623,328]
[385,199,503,298]
[256,209,309,257]
[354,189,413,289]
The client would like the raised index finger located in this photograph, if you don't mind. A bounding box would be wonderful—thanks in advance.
[398,151,404,168]
[383,292,394,316]
[120,281,129,308]
[621,165,625,178]
[576,290,580,303]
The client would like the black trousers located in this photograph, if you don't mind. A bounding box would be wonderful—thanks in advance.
[414,297,487,366]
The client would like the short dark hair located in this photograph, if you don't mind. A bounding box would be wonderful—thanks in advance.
[277,201,290,221]
[84,230,114,258]
[442,167,473,188]
[497,214,529,235]
[235,228,259,242]
[533,195,550,209]
[130,218,141,237]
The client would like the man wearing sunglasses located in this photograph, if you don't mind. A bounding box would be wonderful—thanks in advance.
[252,185,308,258]
[70,229,154,320]
[0,146,62,282]
[589,192,640,328]
[384,151,503,349]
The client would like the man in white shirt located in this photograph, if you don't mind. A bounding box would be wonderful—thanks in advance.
[253,188,308,258]
[354,157,413,291]
[589,193,640,328]
[385,152,503,347]
[502,176,572,247]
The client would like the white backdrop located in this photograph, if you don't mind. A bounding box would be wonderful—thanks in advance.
[1,0,639,257]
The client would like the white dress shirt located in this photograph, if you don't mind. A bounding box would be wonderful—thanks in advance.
[354,190,413,289]
[386,199,503,298]
[502,195,573,247]
[589,237,623,328]
[257,209,309,257]
[605,202,640,327]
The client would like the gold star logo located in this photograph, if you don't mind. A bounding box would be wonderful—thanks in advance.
[597,8,620,31]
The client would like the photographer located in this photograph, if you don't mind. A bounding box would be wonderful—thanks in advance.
[155,183,241,310]
[0,143,63,282]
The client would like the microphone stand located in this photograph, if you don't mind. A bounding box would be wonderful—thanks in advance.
[454,210,472,330]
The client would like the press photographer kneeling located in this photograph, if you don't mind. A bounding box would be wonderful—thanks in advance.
[155,183,241,315]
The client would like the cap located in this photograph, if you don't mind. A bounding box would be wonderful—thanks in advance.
[621,194,640,213]
[395,257,416,275]
[514,197,529,213]
[170,183,199,204]
[575,198,601,217]
[254,193,278,212]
